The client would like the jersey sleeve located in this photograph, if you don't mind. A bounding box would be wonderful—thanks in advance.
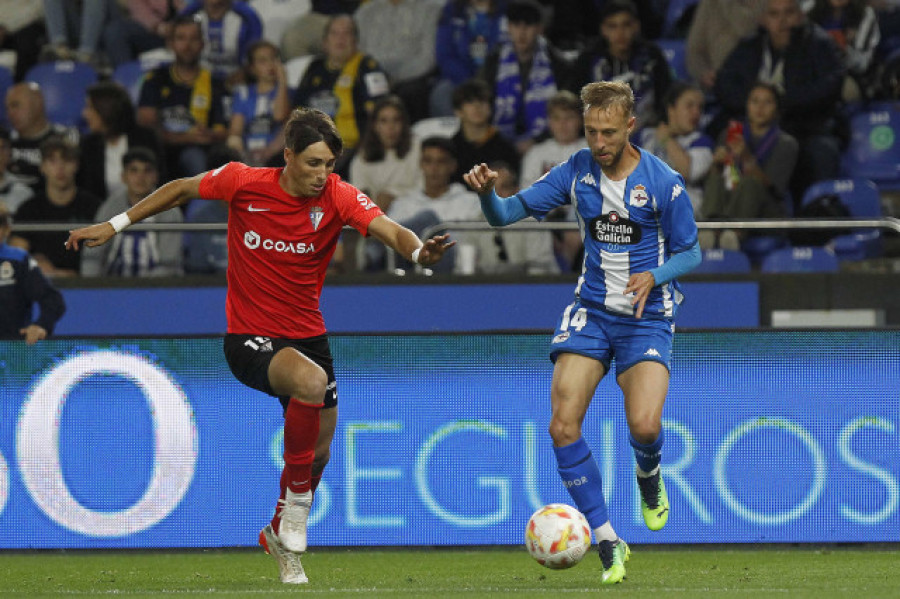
[333,180,385,234]
[515,155,577,220]
[198,161,249,202]
[658,174,698,253]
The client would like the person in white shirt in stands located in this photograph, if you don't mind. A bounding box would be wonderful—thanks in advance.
[369,136,480,272]
[519,90,586,188]
[639,81,714,219]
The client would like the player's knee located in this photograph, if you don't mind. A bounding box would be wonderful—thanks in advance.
[629,419,661,444]
[548,417,581,447]
[290,366,328,404]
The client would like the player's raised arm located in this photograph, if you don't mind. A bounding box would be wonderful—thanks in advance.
[464,162,530,226]
[366,215,455,267]
[65,173,206,251]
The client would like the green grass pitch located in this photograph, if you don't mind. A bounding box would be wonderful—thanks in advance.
[1,545,897,598]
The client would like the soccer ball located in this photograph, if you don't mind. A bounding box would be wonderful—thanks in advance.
[525,504,592,569]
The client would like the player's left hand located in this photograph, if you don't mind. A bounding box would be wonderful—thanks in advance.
[19,324,47,345]
[417,234,456,266]
[65,222,116,251]
[624,272,656,319]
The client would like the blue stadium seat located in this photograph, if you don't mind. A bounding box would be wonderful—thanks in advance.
[801,178,882,260]
[25,61,99,130]
[840,103,900,190]
[741,235,788,266]
[761,246,840,273]
[657,38,689,81]
[663,0,700,37]
[0,65,12,127]
[693,248,751,274]
[112,60,146,104]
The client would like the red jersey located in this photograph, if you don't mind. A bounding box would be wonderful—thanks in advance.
[198,162,383,338]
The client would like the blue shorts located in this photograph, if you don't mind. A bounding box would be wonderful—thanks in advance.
[549,300,674,376]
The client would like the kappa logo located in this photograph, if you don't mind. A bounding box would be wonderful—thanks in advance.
[310,206,324,230]
[580,173,597,186]
[672,184,684,199]
[630,183,649,207]
[644,348,661,357]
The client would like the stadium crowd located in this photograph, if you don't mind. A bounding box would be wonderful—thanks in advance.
[1,0,899,278]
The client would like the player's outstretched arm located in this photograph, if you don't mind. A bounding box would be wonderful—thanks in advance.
[367,215,456,267]
[463,163,529,226]
[65,174,206,251]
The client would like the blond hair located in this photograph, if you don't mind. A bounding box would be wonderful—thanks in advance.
[580,81,634,118]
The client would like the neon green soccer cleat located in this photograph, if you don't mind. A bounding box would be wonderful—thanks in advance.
[598,538,630,585]
[637,469,670,531]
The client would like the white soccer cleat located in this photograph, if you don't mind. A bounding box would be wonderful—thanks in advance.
[259,524,308,584]
[278,488,312,553]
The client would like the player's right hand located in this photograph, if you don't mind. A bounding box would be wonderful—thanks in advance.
[65,222,116,251]
[463,163,498,195]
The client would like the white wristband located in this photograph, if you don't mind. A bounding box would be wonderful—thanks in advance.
[109,212,132,233]
[410,247,422,264]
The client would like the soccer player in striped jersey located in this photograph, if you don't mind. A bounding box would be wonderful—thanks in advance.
[464,80,700,585]
[65,108,453,585]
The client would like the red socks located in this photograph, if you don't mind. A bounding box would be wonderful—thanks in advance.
[271,398,322,533]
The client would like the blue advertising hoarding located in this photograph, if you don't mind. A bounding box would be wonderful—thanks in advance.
[0,331,896,548]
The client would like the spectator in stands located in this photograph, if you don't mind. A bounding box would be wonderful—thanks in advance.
[292,14,390,172]
[570,0,672,132]
[639,81,714,218]
[5,82,78,188]
[0,2,46,81]
[807,0,881,101]
[870,1,900,49]
[472,160,559,274]
[431,0,508,117]
[41,0,113,67]
[184,144,237,274]
[686,0,768,92]
[81,147,182,277]
[102,0,185,69]
[181,0,263,83]
[355,0,442,123]
[451,78,519,183]
[479,0,569,154]
[0,202,66,344]
[9,137,101,276]
[281,0,363,59]
[138,16,229,179]
[0,127,33,214]
[519,90,585,187]
[349,95,422,212]
[714,0,844,207]
[372,136,481,272]
[227,40,290,166]
[701,81,798,249]
[78,81,165,200]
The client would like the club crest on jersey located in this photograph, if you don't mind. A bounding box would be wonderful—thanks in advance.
[589,211,641,245]
[629,184,649,207]
[310,206,324,230]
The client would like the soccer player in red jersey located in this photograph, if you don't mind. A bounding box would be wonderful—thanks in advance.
[65,108,453,584]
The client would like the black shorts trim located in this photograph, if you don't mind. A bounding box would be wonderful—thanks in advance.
[223,333,337,410]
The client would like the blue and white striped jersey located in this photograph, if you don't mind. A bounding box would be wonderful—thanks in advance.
[517,147,698,320]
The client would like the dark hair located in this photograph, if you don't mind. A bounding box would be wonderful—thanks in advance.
[0,125,9,144]
[284,107,343,157]
[748,80,783,113]
[451,0,501,16]
[420,136,456,158]
[808,0,866,30]
[87,81,136,138]
[243,40,280,84]
[358,95,413,162]
[40,136,79,162]
[452,78,492,110]
[324,13,359,41]
[122,146,158,170]
[206,144,242,170]
[599,0,638,23]
[488,159,518,178]
[506,0,544,25]
[171,14,203,36]
[661,80,702,123]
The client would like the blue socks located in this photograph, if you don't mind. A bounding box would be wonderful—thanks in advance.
[553,438,609,528]
[629,429,664,473]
